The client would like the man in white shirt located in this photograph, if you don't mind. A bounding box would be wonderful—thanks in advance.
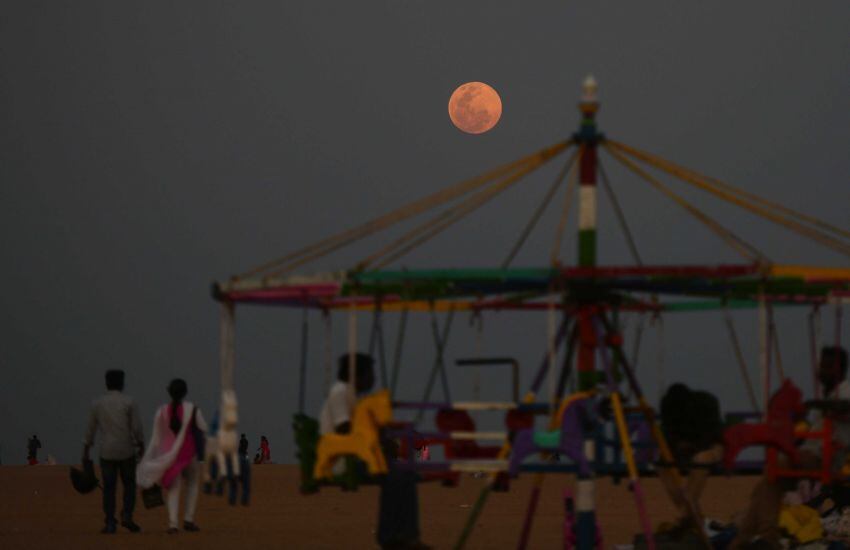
[83,369,145,534]
[320,353,375,435]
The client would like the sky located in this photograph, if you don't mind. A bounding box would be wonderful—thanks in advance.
[1,1,849,465]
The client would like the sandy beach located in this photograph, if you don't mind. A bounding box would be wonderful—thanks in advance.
[0,464,759,549]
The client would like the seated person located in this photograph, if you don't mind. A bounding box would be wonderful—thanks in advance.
[731,346,849,549]
[319,352,429,550]
[657,383,724,530]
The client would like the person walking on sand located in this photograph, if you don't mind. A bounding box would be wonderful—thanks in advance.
[82,370,145,534]
[27,435,41,465]
[137,379,207,534]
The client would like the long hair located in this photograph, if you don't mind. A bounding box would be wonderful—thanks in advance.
[167,379,188,434]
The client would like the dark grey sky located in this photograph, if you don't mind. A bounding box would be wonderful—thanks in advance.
[2,2,849,464]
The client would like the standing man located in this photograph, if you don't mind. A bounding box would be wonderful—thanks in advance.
[83,369,145,534]
[27,435,42,465]
[238,434,249,459]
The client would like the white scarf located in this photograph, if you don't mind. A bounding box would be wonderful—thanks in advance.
[136,401,194,489]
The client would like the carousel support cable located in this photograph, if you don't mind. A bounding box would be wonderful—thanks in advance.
[758,289,769,419]
[608,141,850,259]
[550,146,582,265]
[547,290,558,411]
[390,307,409,396]
[219,301,236,393]
[298,303,309,414]
[473,311,483,402]
[502,148,579,268]
[359,156,546,270]
[809,306,821,398]
[348,302,357,400]
[604,144,766,263]
[368,304,389,389]
[415,305,455,423]
[322,309,333,394]
[368,146,570,270]
[239,139,572,280]
[555,323,579,401]
[723,306,760,412]
[606,140,850,244]
[835,304,844,387]
[768,304,786,380]
[598,158,643,265]
[530,316,571,394]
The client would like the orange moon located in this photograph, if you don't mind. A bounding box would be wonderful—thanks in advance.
[448,82,502,134]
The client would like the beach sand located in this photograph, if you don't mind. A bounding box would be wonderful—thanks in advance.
[0,465,758,549]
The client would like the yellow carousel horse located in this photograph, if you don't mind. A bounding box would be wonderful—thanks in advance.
[314,389,393,480]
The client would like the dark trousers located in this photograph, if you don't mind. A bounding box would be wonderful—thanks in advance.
[227,455,251,505]
[100,457,136,526]
[377,469,420,547]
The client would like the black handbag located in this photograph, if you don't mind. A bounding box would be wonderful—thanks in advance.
[69,459,99,494]
[141,484,164,509]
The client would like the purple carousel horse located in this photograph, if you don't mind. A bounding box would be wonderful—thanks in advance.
[509,394,596,477]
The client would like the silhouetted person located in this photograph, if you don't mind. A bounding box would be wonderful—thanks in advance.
[27,435,41,465]
[83,370,144,534]
[657,383,723,531]
[320,353,429,550]
[239,434,249,458]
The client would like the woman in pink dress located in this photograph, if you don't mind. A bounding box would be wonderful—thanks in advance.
[254,436,271,464]
[137,379,207,534]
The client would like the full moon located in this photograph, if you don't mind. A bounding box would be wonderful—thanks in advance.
[448,82,502,134]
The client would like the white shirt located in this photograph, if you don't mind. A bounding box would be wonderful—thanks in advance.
[804,380,850,455]
[319,381,355,435]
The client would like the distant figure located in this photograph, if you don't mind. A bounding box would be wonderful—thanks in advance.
[254,436,271,464]
[231,433,251,505]
[27,435,41,465]
[82,369,145,534]
[137,379,207,534]
[239,434,249,458]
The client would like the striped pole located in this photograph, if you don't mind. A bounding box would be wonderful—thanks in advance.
[576,76,600,392]
[577,75,600,270]
[575,75,600,550]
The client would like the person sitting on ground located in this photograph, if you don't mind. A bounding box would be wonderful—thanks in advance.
[319,352,430,550]
[657,382,724,532]
[730,346,850,549]
[82,370,145,534]
[254,436,271,464]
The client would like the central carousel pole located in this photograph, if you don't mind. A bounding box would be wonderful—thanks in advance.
[575,75,601,550]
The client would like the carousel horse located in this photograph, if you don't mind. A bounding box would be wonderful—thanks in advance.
[723,378,804,471]
[204,389,241,482]
[509,393,596,477]
[314,389,393,480]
